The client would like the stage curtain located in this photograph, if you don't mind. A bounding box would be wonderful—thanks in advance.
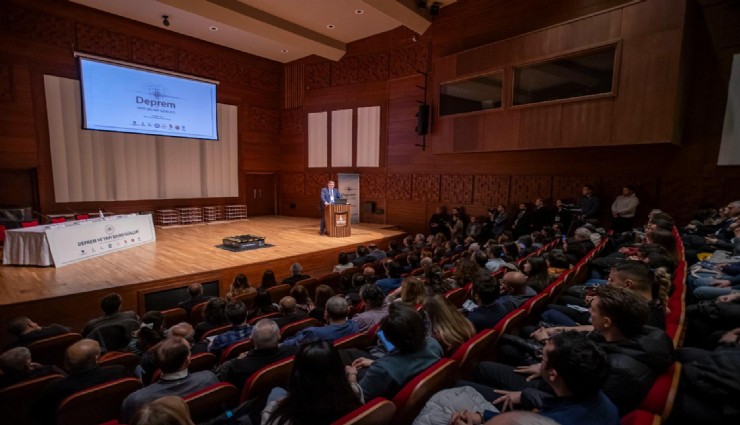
[308,111,328,168]
[44,75,238,202]
[331,109,353,167]
[356,106,380,167]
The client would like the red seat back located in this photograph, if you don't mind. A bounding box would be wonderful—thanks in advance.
[0,224,6,243]
[98,351,139,372]
[189,301,211,325]
[267,284,292,303]
[279,317,322,341]
[333,332,369,350]
[330,397,396,425]
[200,323,234,342]
[391,359,458,425]
[443,287,468,308]
[57,377,143,425]
[639,362,682,420]
[159,307,188,329]
[27,332,82,369]
[184,382,239,423]
[220,338,255,363]
[240,356,294,403]
[51,217,67,223]
[449,329,498,379]
[296,277,319,299]
[21,220,38,228]
[75,214,90,220]
[0,373,64,425]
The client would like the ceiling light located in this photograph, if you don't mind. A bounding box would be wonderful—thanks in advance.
[326,24,335,29]
[355,9,364,14]
[281,49,289,53]
[209,26,218,31]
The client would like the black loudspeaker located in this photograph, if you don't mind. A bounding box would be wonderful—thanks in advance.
[416,104,430,135]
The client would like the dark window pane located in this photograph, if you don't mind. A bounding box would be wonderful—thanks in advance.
[440,72,503,116]
[513,46,616,106]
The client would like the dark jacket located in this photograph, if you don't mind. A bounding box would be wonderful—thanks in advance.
[216,345,298,390]
[594,326,674,415]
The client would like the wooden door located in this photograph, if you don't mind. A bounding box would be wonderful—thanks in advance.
[244,173,275,216]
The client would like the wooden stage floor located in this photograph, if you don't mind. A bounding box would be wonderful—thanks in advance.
[0,216,405,335]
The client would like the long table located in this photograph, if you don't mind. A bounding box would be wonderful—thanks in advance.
[2,214,156,267]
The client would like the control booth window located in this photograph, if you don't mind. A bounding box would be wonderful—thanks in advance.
[513,45,617,106]
[439,71,503,117]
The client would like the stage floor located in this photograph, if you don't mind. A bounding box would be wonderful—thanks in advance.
[0,216,405,306]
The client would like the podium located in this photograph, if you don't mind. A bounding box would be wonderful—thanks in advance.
[325,204,351,238]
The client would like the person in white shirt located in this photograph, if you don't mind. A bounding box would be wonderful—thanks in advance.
[611,185,639,233]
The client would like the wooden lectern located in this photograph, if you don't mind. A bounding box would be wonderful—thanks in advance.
[325,204,351,237]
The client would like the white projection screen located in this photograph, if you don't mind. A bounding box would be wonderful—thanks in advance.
[718,53,740,166]
[44,75,238,202]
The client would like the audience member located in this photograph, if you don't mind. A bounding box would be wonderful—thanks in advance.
[351,245,375,266]
[498,272,537,311]
[127,310,166,356]
[281,263,311,286]
[424,295,476,356]
[248,289,279,319]
[5,316,70,349]
[226,273,256,301]
[194,297,229,341]
[130,395,195,425]
[309,284,336,321]
[34,339,130,424]
[273,296,309,328]
[353,284,388,332]
[216,319,298,390]
[81,292,140,337]
[466,276,508,333]
[579,184,600,221]
[177,283,213,314]
[289,285,313,313]
[333,252,354,273]
[208,301,252,355]
[611,185,640,233]
[376,261,404,295]
[121,337,219,423]
[344,303,443,400]
[282,296,358,347]
[368,243,387,261]
[0,346,64,389]
[260,269,279,290]
[522,257,551,293]
[262,341,362,425]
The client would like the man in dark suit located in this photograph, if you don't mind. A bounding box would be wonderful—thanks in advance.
[177,283,213,315]
[319,180,342,235]
[216,319,297,389]
[273,296,308,329]
[33,339,131,424]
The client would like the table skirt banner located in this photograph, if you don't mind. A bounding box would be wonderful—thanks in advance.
[45,214,156,267]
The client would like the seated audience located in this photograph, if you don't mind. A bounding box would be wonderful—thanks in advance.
[5,316,70,349]
[0,347,65,389]
[424,295,476,356]
[121,337,219,423]
[472,286,673,415]
[225,273,256,301]
[352,284,388,332]
[81,292,140,337]
[262,341,363,425]
[375,261,404,295]
[368,243,387,261]
[126,311,166,356]
[260,269,279,290]
[216,319,298,390]
[34,339,130,425]
[522,256,551,293]
[309,284,336,321]
[466,276,508,333]
[498,272,537,311]
[352,245,375,266]
[282,296,358,347]
[273,296,309,328]
[177,283,213,314]
[208,300,252,355]
[333,252,354,273]
[130,395,195,425]
[289,285,313,313]
[344,302,443,400]
[194,297,229,342]
[248,289,280,319]
[281,263,311,286]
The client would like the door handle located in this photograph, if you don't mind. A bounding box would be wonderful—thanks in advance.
[253,189,257,198]
[259,189,262,198]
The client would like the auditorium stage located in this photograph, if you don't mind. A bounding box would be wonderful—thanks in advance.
[0,216,405,340]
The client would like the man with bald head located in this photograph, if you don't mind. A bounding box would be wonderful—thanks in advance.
[177,283,213,315]
[121,336,218,423]
[33,339,130,424]
[281,296,358,347]
[498,271,537,312]
[216,319,298,389]
[273,296,308,328]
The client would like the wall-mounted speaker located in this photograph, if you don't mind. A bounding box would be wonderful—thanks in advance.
[416,104,430,135]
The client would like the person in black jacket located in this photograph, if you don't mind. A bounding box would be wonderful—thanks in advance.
[469,286,673,416]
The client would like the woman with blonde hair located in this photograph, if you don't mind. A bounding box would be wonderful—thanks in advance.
[130,396,194,425]
[400,277,426,307]
[423,295,476,356]
[226,273,256,301]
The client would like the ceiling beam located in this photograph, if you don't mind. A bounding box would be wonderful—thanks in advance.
[362,0,432,35]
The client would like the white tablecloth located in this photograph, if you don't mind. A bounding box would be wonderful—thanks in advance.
[3,225,54,266]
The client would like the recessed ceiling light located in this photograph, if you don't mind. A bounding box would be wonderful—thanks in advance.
[281,49,289,53]
[355,9,364,14]
[209,26,218,31]
[326,24,335,29]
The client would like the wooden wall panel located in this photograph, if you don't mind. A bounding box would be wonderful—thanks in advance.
[510,176,553,205]
[305,61,331,90]
[361,174,387,198]
[412,174,441,203]
[131,37,178,70]
[441,175,474,205]
[0,61,12,102]
[552,177,594,204]
[473,175,510,207]
[250,106,281,133]
[281,173,305,195]
[517,105,563,149]
[281,108,303,135]
[386,174,412,200]
[481,111,520,152]
[453,115,483,152]
[331,56,358,86]
[7,5,74,49]
[387,199,428,234]
[358,51,389,82]
[76,23,130,60]
[561,99,613,147]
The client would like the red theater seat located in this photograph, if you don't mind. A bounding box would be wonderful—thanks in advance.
[21,220,38,228]
[330,397,396,425]
[391,358,458,424]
